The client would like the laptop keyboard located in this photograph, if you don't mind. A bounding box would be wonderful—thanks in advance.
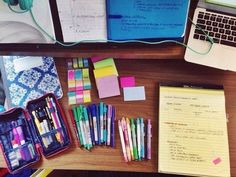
[194,11,236,47]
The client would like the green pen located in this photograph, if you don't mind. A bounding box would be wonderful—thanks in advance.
[131,118,138,160]
[83,106,93,150]
[72,106,83,146]
[77,106,86,148]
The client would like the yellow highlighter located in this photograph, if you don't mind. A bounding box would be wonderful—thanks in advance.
[32,111,48,148]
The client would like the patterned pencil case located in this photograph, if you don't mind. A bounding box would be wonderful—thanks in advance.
[0,93,71,174]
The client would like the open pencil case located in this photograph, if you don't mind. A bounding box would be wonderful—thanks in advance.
[0,93,71,174]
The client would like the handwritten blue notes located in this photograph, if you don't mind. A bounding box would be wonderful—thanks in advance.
[106,0,190,41]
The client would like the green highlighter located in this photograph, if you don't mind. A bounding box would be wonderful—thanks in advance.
[72,106,84,146]
[78,105,87,149]
[131,118,138,160]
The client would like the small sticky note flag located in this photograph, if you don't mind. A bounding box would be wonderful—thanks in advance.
[96,75,120,98]
[73,58,78,68]
[78,58,84,68]
[82,68,89,78]
[67,60,73,69]
[120,76,135,88]
[76,90,83,104]
[83,58,89,68]
[213,157,222,165]
[83,90,91,103]
[123,86,146,101]
[68,70,75,91]
[68,91,76,105]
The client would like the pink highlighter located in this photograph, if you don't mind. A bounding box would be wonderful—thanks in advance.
[15,126,31,161]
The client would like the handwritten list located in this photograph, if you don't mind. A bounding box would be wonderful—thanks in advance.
[56,0,107,42]
[158,85,230,177]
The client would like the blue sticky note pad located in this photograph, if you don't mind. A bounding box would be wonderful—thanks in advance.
[106,0,190,41]
[123,86,146,101]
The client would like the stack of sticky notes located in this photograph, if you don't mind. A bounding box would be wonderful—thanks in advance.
[92,58,120,98]
[67,58,92,105]
[119,76,146,101]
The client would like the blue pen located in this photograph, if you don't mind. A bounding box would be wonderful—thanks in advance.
[99,102,104,143]
[110,106,115,148]
[87,106,95,145]
[103,104,107,145]
[136,118,141,160]
[96,104,101,145]
[91,104,99,145]
[140,118,145,159]
[107,105,112,146]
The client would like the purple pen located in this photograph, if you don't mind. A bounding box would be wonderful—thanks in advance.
[110,106,115,148]
[147,119,152,160]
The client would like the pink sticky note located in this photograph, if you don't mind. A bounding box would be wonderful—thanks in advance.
[91,56,106,63]
[96,75,120,98]
[213,157,222,165]
[120,76,135,88]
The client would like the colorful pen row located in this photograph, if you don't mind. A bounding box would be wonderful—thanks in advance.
[69,102,115,150]
[118,117,152,162]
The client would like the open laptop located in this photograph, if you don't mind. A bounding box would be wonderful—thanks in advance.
[185,0,236,71]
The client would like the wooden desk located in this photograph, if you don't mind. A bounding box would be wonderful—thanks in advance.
[0,58,233,176]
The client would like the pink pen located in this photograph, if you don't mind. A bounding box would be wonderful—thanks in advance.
[118,120,128,162]
[122,118,131,162]
[13,126,27,160]
[147,119,152,160]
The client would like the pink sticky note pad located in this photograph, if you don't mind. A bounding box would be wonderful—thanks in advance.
[91,57,105,63]
[120,76,135,88]
[96,75,120,98]
[213,157,222,165]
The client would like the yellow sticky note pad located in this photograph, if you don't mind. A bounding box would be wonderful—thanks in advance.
[93,66,117,78]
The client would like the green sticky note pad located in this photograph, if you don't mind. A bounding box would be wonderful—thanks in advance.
[93,58,118,75]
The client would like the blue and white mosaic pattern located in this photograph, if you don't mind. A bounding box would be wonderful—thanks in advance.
[2,56,63,107]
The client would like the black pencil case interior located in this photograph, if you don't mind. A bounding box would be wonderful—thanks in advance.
[0,93,71,173]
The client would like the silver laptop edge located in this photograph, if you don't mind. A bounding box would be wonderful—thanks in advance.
[184,0,236,71]
[198,0,236,16]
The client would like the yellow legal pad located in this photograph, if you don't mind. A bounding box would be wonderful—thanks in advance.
[158,84,230,177]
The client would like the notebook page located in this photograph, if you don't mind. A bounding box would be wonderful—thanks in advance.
[56,0,107,42]
[158,86,230,177]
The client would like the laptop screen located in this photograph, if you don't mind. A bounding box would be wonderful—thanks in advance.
[206,0,236,8]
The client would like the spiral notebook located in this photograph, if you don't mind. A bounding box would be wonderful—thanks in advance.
[0,56,63,108]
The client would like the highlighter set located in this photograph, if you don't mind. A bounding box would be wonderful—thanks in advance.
[0,93,71,173]
[118,117,152,162]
